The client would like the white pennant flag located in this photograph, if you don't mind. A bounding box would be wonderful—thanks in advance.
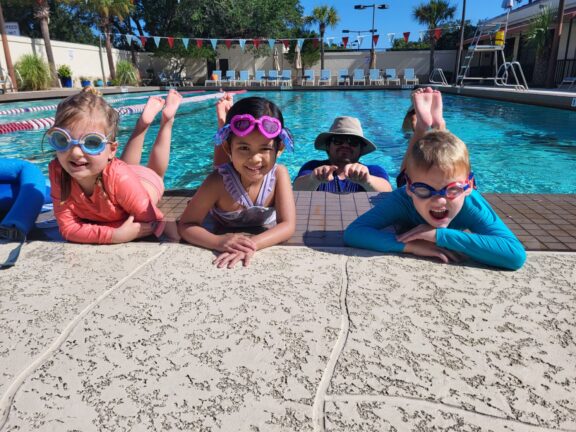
[268,39,276,49]
[356,35,364,46]
[387,33,395,45]
[153,36,161,47]
[239,39,246,51]
[297,38,304,50]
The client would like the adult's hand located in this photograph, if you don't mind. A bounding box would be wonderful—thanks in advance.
[312,165,339,182]
[342,163,370,184]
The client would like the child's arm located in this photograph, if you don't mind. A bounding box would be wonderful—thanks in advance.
[177,173,256,253]
[251,165,296,250]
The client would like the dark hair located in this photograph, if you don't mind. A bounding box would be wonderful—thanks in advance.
[225,96,291,149]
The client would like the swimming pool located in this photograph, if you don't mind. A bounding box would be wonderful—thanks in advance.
[1,90,575,194]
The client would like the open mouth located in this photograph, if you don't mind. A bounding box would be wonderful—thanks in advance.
[69,160,89,168]
[429,209,449,220]
[245,166,262,173]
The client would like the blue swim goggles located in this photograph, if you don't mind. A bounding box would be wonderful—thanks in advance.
[46,127,112,155]
[407,173,474,200]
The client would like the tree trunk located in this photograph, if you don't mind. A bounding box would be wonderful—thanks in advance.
[532,51,550,87]
[0,3,17,91]
[104,22,116,80]
[320,24,325,70]
[429,36,436,77]
[34,2,59,87]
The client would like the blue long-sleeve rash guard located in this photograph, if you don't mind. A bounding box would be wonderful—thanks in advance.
[344,188,526,270]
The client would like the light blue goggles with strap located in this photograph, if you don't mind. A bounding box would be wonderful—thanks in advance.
[46,127,112,155]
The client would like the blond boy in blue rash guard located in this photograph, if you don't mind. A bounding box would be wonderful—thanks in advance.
[344,89,526,270]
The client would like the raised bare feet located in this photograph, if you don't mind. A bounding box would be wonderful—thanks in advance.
[430,90,446,130]
[216,92,234,128]
[412,87,434,132]
[140,96,165,125]
[162,89,183,122]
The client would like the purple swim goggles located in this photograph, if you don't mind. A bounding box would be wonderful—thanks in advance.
[214,114,294,151]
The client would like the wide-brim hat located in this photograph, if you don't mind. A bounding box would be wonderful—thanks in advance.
[314,116,377,156]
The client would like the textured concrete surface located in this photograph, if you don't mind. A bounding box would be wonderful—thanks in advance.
[0,241,575,431]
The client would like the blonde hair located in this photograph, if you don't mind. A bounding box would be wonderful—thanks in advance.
[406,130,470,177]
[53,87,119,201]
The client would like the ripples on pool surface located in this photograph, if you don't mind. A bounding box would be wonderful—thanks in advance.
[1,90,575,194]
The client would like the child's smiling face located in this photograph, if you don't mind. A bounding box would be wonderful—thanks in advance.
[406,165,472,228]
[226,130,282,184]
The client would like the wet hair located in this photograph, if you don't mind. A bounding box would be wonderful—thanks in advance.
[52,87,119,201]
[406,130,470,177]
[224,96,292,150]
[401,106,416,133]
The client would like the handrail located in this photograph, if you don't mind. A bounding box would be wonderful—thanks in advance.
[429,68,449,86]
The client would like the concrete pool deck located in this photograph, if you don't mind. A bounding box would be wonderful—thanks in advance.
[1,191,576,431]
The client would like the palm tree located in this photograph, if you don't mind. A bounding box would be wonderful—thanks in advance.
[306,5,339,70]
[413,0,456,75]
[525,5,555,86]
[33,0,59,87]
[66,0,133,80]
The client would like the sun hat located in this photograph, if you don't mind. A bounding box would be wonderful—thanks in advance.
[314,116,377,156]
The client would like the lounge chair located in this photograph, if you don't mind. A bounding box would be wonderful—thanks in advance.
[267,70,279,86]
[302,69,315,86]
[352,69,366,85]
[368,69,384,86]
[385,68,400,86]
[337,69,350,85]
[234,70,250,87]
[205,70,221,86]
[0,67,15,94]
[559,77,576,89]
[318,69,332,86]
[403,68,419,86]
[222,70,236,86]
[250,70,266,86]
[280,69,292,87]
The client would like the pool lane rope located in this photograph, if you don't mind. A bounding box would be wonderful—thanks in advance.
[0,90,246,135]
[0,90,205,116]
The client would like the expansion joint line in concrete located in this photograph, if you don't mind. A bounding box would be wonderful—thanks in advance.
[312,256,350,432]
[0,246,169,431]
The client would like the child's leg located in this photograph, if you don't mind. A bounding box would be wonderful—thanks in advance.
[147,89,182,178]
[120,96,165,165]
[214,92,233,166]
[430,90,446,131]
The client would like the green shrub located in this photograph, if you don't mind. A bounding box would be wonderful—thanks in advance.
[15,54,51,90]
[113,60,138,86]
[57,64,72,78]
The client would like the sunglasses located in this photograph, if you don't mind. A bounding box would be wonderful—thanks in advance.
[407,173,474,200]
[229,114,282,139]
[47,127,112,155]
[330,137,362,148]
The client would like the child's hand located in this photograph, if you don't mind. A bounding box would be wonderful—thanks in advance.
[396,224,437,244]
[312,165,339,182]
[342,163,370,184]
[217,233,256,254]
[112,215,155,243]
[216,92,234,128]
[213,249,254,268]
[403,239,460,264]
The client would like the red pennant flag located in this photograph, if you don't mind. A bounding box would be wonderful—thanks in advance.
[403,32,410,42]
[167,37,174,48]
[342,36,349,48]
[372,34,379,46]
[281,39,290,49]
[224,39,232,49]
[434,28,442,40]
[196,39,203,48]
[253,39,261,49]
[313,38,319,49]
[139,36,147,46]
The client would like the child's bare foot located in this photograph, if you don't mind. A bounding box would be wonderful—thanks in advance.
[430,90,446,130]
[162,89,182,122]
[141,96,165,125]
[216,92,234,128]
[412,88,434,132]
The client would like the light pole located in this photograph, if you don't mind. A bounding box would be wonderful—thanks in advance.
[354,3,389,69]
[342,29,377,52]
[454,0,467,84]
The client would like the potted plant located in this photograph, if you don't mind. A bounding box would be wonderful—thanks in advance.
[57,65,73,88]
[80,76,91,87]
[14,54,51,90]
[94,78,104,87]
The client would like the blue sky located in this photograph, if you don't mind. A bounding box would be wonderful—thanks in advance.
[299,0,514,48]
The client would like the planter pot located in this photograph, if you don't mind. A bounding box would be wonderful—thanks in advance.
[95,80,104,87]
[81,80,91,87]
[60,77,73,88]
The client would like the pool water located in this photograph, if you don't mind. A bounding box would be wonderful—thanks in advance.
[1,90,575,194]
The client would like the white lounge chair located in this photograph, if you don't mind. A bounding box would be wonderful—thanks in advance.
[352,69,366,85]
[280,69,292,87]
[559,76,576,89]
[250,70,266,86]
[302,69,315,86]
[267,70,279,86]
[222,70,236,85]
[337,69,350,85]
[403,68,419,86]
[318,69,332,86]
[368,69,384,86]
[205,70,221,86]
[385,68,400,86]
[234,70,250,86]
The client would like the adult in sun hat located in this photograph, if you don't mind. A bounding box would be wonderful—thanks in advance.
[293,116,392,193]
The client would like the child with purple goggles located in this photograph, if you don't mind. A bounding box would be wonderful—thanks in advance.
[215,114,294,151]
